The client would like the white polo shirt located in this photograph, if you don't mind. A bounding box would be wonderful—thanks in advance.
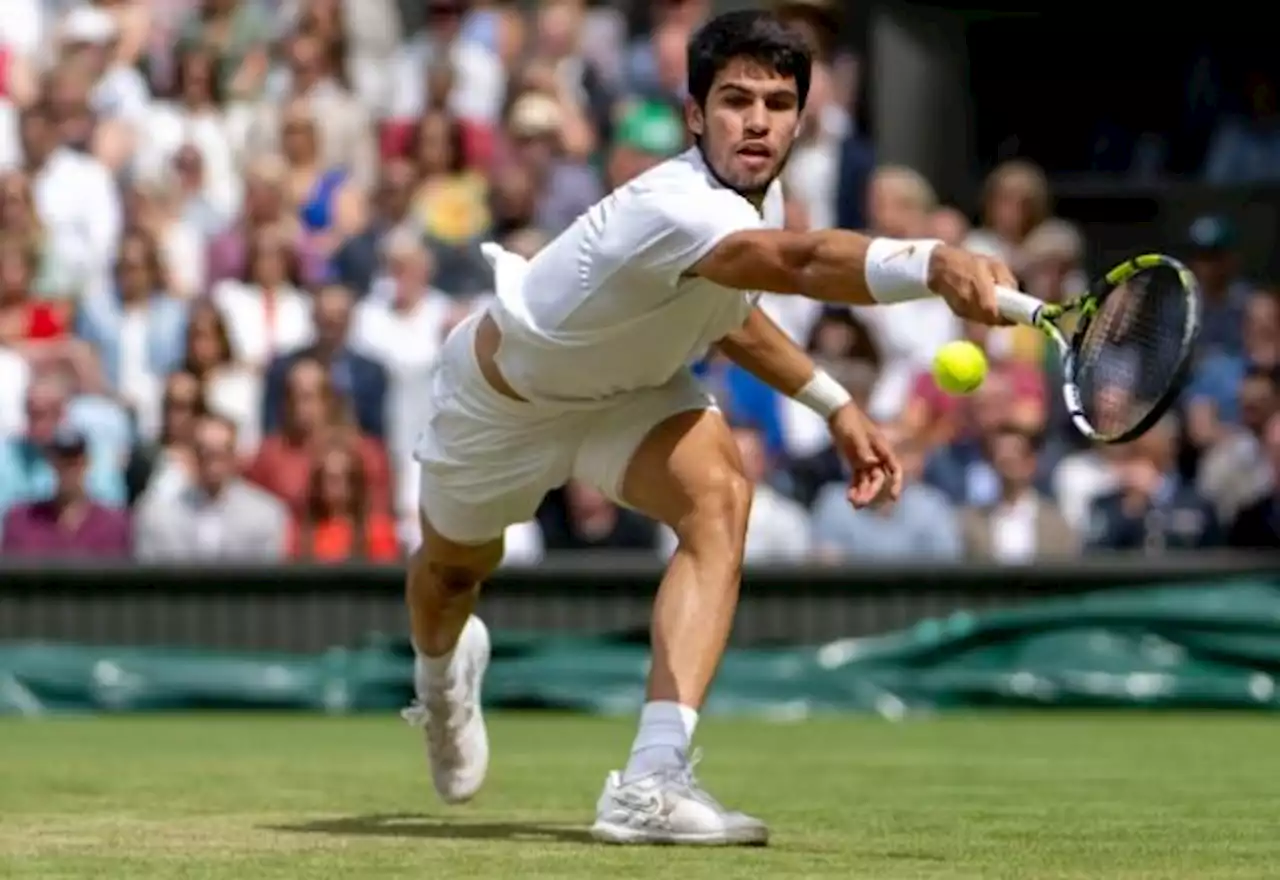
[490,147,784,404]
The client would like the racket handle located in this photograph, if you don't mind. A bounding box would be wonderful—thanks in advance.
[995,286,1045,325]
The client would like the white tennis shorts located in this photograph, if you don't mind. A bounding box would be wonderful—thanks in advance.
[415,311,715,545]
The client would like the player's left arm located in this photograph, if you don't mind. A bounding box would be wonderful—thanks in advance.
[717,306,904,506]
[715,306,816,399]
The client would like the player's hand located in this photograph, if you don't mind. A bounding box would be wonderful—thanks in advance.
[928,245,1018,325]
[827,404,903,509]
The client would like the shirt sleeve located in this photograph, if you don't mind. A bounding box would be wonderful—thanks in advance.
[619,189,765,287]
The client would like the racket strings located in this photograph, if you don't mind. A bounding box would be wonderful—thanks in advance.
[1074,266,1190,439]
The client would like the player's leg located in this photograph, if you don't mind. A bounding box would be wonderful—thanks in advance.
[402,310,563,805]
[401,505,504,805]
[573,382,766,845]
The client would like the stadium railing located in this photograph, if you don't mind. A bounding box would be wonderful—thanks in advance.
[0,553,1272,651]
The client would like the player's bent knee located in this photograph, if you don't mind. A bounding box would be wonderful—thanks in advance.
[677,469,753,547]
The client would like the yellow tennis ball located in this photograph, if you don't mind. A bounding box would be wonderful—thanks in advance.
[933,341,988,395]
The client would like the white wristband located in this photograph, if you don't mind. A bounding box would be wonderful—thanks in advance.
[864,237,942,304]
[794,370,852,420]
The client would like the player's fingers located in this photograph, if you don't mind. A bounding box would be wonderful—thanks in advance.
[848,467,885,508]
[985,258,1020,326]
[974,261,1001,325]
[868,432,904,503]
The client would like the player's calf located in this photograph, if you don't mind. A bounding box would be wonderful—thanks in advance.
[402,520,502,804]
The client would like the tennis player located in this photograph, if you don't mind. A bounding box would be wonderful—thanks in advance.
[401,9,1017,846]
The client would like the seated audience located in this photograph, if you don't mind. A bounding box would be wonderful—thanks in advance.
[960,424,1077,561]
[289,438,399,562]
[134,414,288,561]
[247,355,390,517]
[2,424,130,559]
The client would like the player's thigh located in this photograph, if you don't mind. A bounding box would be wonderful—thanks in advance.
[573,375,751,533]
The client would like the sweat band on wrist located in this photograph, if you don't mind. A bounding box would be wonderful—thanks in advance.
[864,237,942,304]
[794,370,852,420]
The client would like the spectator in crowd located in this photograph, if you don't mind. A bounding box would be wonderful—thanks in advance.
[963,159,1051,265]
[181,299,261,454]
[75,228,188,441]
[330,155,417,295]
[728,422,812,563]
[542,480,661,554]
[136,409,290,560]
[1085,415,1222,551]
[387,0,505,132]
[811,424,962,561]
[248,354,389,517]
[1184,215,1253,357]
[135,413,287,562]
[289,438,399,561]
[211,222,314,371]
[261,283,387,438]
[21,82,122,292]
[349,228,456,470]
[0,375,125,533]
[1,423,130,559]
[134,41,238,229]
[0,234,68,343]
[247,31,376,191]
[0,169,64,300]
[1196,365,1278,523]
[1186,287,1278,452]
[275,97,365,257]
[0,335,29,439]
[206,154,326,287]
[59,4,150,135]
[1228,409,1280,548]
[603,98,684,190]
[126,370,204,506]
[929,205,970,246]
[406,108,490,258]
[960,424,1077,561]
[501,88,602,237]
[177,0,274,99]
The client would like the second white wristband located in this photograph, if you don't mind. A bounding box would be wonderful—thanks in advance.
[794,370,852,420]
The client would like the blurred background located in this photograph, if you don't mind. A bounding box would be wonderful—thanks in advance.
[0,0,1275,716]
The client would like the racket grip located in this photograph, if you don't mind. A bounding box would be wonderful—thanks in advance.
[995,286,1045,325]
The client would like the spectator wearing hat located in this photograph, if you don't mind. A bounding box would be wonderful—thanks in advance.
[0,375,126,539]
[1,422,130,559]
[58,4,151,130]
[605,98,685,189]
[502,89,602,236]
[1184,215,1253,358]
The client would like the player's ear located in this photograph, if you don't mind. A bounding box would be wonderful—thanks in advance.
[684,96,704,138]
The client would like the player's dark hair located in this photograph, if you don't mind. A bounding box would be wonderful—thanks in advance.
[687,10,812,110]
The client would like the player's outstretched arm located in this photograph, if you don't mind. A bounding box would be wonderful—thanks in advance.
[717,307,903,508]
[689,229,1013,325]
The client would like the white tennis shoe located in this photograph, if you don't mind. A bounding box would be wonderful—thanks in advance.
[401,615,491,804]
[590,750,769,845]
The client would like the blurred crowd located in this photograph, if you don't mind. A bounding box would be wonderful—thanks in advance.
[0,0,1274,567]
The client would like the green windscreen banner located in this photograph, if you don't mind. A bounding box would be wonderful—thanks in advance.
[4,580,1280,716]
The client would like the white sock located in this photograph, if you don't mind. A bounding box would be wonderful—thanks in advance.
[415,644,456,690]
[623,701,699,780]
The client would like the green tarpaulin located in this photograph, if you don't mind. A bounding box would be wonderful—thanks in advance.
[4,579,1280,716]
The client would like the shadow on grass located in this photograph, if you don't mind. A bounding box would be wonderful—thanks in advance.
[267,812,594,845]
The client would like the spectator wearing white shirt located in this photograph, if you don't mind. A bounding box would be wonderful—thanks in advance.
[57,6,151,133]
[210,224,313,371]
[730,423,812,564]
[181,300,262,456]
[18,97,122,301]
[349,228,459,468]
[387,0,505,125]
[134,43,239,226]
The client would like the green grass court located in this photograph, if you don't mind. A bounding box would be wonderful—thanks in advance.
[2,713,1278,879]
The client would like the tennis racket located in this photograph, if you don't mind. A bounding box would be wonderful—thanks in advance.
[994,253,1202,444]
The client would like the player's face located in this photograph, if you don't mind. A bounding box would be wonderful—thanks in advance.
[688,57,800,198]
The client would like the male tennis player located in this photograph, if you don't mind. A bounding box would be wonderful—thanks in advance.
[401,10,1017,846]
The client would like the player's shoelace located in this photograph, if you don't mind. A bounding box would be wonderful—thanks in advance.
[400,667,476,768]
[650,748,727,812]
